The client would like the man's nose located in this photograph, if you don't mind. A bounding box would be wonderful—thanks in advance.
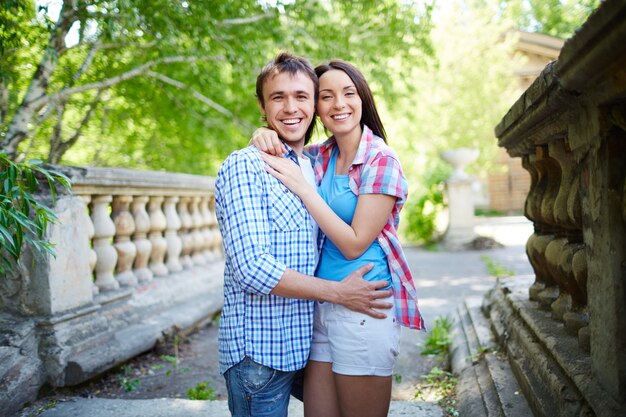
[283,97,298,113]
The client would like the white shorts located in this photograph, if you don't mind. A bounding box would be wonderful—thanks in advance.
[308,296,401,376]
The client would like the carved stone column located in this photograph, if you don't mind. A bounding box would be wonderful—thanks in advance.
[190,196,207,265]
[131,196,153,283]
[210,196,222,259]
[112,196,137,287]
[177,197,194,269]
[81,195,99,296]
[91,195,119,291]
[164,196,183,273]
[200,196,215,262]
[148,196,168,277]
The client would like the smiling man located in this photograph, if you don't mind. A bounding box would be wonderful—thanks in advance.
[214,52,393,417]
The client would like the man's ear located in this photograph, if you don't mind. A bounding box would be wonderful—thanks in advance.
[257,99,265,115]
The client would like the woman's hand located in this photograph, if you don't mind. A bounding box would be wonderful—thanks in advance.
[261,153,314,198]
[250,127,286,155]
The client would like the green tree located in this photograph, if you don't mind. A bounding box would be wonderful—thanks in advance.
[1,0,433,175]
[501,0,601,38]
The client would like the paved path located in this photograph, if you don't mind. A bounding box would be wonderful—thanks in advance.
[34,216,533,417]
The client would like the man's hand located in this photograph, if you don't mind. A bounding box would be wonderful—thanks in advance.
[250,127,286,155]
[334,263,393,319]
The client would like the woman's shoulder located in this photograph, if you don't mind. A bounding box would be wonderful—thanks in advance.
[366,138,401,164]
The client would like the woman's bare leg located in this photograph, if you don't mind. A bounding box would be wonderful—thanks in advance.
[303,360,340,417]
[334,374,392,417]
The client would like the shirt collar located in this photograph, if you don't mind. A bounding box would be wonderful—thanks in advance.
[281,142,300,162]
[318,125,376,166]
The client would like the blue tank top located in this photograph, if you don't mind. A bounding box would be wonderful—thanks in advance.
[315,147,391,288]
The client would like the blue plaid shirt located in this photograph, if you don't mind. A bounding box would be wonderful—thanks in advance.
[215,145,316,374]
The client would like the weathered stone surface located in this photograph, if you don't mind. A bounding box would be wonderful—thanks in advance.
[0,316,43,417]
[451,299,533,417]
[493,1,626,415]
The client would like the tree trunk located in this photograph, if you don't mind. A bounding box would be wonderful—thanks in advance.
[0,0,76,160]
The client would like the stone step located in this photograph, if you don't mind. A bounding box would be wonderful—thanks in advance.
[35,397,444,417]
[450,297,533,417]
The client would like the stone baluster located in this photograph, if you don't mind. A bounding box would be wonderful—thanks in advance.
[112,196,138,287]
[533,146,561,310]
[91,195,119,291]
[178,197,194,269]
[148,196,168,276]
[81,195,99,296]
[190,196,207,265]
[210,196,222,259]
[200,196,215,263]
[164,196,183,273]
[131,196,154,283]
[524,150,558,307]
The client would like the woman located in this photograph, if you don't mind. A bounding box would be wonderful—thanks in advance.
[252,60,424,417]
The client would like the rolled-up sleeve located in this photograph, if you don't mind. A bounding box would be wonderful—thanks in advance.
[216,151,286,295]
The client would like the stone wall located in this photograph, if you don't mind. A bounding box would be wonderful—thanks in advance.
[489,1,626,416]
[0,165,225,416]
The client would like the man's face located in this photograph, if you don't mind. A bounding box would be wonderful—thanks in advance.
[259,71,315,148]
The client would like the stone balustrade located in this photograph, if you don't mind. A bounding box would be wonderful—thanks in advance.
[0,165,225,415]
[487,1,626,415]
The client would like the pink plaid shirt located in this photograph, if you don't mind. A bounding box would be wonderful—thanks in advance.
[306,126,425,330]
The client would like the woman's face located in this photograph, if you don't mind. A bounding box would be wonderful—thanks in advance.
[316,69,362,138]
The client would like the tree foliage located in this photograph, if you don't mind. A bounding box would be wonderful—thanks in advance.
[0,151,71,274]
[500,0,601,38]
[1,0,433,175]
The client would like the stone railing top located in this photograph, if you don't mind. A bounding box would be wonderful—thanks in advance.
[51,165,215,196]
[555,0,626,92]
[495,0,626,156]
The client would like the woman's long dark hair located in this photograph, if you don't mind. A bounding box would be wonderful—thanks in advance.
[315,60,387,143]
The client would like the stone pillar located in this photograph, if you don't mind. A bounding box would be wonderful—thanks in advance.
[20,196,95,315]
[440,148,479,248]
[112,195,137,287]
[91,195,119,291]
[131,196,154,283]
[148,196,168,277]
[178,197,194,269]
[190,197,206,265]
[163,196,183,273]
[81,195,99,296]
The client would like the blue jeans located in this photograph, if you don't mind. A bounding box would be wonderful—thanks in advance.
[224,357,297,417]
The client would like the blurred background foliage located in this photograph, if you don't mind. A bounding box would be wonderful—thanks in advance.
[0,0,601,243]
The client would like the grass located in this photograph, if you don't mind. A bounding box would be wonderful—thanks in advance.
[417,316,459,416]
[415,367,459,417]
[187,381,216,400]
[118,365,141,392]
[480,255,514,277]
[421,316,453,357]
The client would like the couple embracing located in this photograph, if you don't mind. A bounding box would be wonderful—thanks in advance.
[215,51,424,417]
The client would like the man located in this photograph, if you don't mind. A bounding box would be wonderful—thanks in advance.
[215,52,392,417]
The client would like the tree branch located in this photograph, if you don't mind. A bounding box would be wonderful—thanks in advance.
[31,55,225,109]
[48,90,102,163]
[217,13,274,26]
[146,70,254,131]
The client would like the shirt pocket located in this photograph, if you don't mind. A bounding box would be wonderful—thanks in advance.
[269,185,306,231]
